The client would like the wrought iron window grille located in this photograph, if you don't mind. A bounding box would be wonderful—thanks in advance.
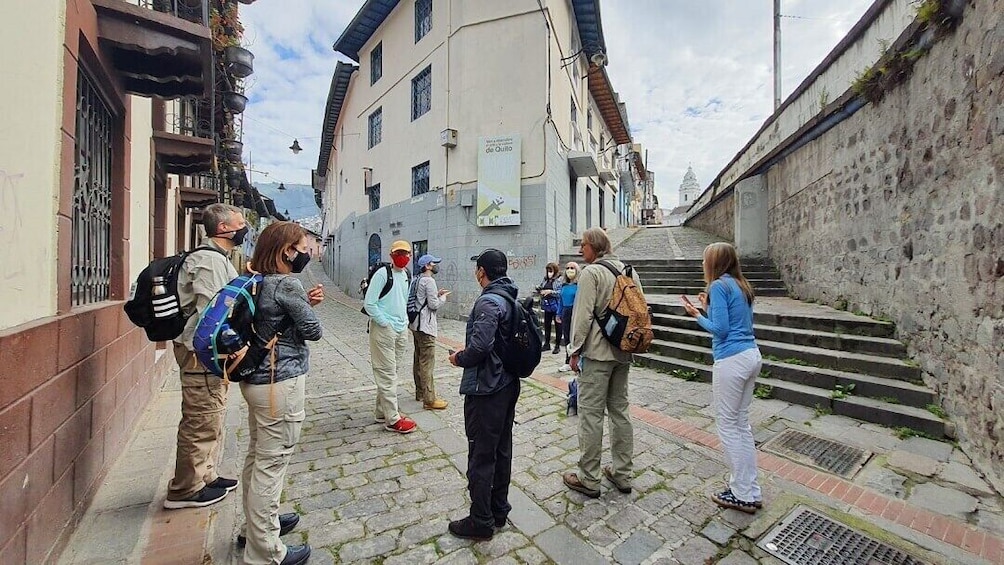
[371,42,383,85]
[368,108,382,149]
[411,161,430,196]
[72,69,114,307]
[411,66,431,121]
[367,184,381,212]
[415,0,432,42]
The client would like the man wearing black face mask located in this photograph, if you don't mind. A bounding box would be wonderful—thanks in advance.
[165,203,245,509]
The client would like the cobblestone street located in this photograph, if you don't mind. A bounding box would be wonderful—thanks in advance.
[191,260,999,565]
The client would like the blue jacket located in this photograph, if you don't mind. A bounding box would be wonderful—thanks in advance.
[456,278,519,396]
[696,275,757,360]
[559,281,578,310]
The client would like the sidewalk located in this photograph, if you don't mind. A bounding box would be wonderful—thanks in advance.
[59,263,1002,564]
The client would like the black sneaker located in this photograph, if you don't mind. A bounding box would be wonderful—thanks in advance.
[494,516,508,529]
[237,513,300,546]
[552,345,561,354]
[541,343,551,352]
[448,516,494,541]
[207,477,239,493]
[710,489,759,514]
[163,486,228,509]
[280,544,311,565]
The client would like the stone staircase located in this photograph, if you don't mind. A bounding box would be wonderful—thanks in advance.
[557,245,945,437]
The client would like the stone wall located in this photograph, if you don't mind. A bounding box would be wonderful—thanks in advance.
[686,192,734,242]
[0,306,175,563]
[766,0,1004,491]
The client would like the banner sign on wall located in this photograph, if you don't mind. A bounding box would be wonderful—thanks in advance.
[477,134,521,226]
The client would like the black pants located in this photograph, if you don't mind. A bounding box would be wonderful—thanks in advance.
[561,306,574,361]
[464,380,521,528]
[543,310,557,345]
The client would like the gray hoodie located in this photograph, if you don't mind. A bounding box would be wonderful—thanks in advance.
[244,275,322,385]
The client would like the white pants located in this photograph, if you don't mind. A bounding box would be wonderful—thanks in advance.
[712,347,763,503]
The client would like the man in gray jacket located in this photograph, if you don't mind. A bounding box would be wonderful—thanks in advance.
[410,253,450,409]
[562,227,641,499]
[166,203,245,509]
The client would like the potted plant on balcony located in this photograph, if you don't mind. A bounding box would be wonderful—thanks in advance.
[220,138,243,160]
[222,89,248,113]
[211,3,254,78]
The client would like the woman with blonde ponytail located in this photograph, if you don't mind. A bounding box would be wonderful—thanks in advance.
[681,242,763,514]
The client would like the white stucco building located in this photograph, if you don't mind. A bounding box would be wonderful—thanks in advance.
[313,0,648,317]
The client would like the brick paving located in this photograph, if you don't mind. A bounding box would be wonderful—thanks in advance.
[58,246,1002,564]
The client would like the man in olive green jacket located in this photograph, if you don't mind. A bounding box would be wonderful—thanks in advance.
[562,228,642,498]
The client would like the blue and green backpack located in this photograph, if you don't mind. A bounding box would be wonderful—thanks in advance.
[193,274,289,381]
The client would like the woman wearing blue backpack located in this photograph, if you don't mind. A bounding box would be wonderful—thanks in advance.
[238,222,323,565]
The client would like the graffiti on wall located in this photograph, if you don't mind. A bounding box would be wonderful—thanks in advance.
[507,254,537,270]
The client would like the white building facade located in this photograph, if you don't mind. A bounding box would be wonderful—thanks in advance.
[667,165,700,226]
[313,0,646,317]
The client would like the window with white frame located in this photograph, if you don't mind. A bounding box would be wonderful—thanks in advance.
[368,107,382,149]
[415,0,432,43]
[411,65,431,120]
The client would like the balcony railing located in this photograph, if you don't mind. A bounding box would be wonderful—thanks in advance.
[141,0,209,26]
[166,98,213,138]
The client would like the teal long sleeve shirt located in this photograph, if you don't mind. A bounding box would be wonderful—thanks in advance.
[364,266,409,332]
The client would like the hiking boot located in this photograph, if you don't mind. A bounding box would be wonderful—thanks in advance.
[710,489,759,514]
[562,472,600,498]
[237,513,300,546]
[163,486,228,509]
[279,544,311,565]
[448,516,494,541]
[424,399,448,410]
[385,416,417,434]
[602,466,632,494]
[207,477,239,493]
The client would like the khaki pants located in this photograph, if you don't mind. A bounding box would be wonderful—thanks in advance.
[370,322,409,424]
[577,358,634,490]
[168,343,227,500]
[411,330,437,403]
[240,376,305,565]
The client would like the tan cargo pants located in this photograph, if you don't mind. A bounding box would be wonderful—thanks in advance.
[577,358,634,490]
[239,375,305,565]
[411,329,437,403]
[167,343,227,500]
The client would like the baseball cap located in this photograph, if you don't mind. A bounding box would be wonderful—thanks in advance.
[470,248,508,272]
[390,240,411,254]
[417,254,442,268]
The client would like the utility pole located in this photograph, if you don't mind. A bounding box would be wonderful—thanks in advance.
[773,0,782,111]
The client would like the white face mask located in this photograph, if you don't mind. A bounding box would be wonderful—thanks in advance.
[566,268,577,278]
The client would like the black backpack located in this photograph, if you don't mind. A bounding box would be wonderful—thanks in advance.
[484,290,543,378]
[124,247,226,341]
[360,263,411,315]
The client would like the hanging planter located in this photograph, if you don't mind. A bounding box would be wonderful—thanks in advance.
[222,90,248,113]
[220,139,243,160]
[223,46,254,78]
[225,163,243,183]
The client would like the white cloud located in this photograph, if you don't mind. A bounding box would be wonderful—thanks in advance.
[237,0,875,206]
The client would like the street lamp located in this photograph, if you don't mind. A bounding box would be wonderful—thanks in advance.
[289,139,303,154]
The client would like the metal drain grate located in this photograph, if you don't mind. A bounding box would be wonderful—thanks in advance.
[763,428,871,478]
[759,506,927,565]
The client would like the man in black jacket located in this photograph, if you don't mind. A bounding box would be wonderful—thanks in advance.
[447,249,521,541]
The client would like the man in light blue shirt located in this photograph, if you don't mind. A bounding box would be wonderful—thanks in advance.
[365,240,418,433]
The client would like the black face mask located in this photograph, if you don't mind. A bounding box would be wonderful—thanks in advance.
[287,250,310,273]
[217,225,249,246]
[431,265,440,274]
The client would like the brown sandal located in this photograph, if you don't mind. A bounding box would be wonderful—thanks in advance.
[562,472,600,498]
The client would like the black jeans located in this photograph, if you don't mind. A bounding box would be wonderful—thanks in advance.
[543,310,557,345]
[464,380,521,528]
[561,306,574,361]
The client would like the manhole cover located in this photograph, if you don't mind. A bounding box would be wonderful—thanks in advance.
[759,506,927,565]
[763,428,871,478]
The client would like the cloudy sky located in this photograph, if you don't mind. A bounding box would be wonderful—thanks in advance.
[238,0,874,209]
